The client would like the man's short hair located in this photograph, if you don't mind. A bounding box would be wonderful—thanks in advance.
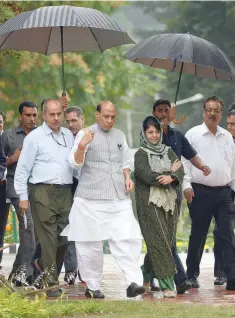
[0,110,6,121]
[19,101,38,114]
[229,102,235,113]
[65,106,83,118]
[40,99,47,111]
[96,100,115,113]
[152,99,171,112]
[203,96,224,110]
[228,110,235,117]
[41,99,60,114]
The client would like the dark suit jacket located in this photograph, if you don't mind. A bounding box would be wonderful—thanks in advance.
[0,135,6,180]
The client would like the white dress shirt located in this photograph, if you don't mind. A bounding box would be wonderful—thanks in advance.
[183,122,235,191]
[14,122,74,201]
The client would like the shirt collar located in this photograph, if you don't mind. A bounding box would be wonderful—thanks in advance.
[15,124,25,134]
[42,121,64,136]
[201,122,226,136]
[16,124,37,134]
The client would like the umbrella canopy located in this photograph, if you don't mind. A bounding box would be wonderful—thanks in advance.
[124,33,235,81]
[124,33,235,123]
[0,5,134,94]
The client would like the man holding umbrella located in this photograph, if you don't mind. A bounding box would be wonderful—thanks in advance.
[142,98,211,294]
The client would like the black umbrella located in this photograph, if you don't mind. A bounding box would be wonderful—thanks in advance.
[0,5,134,96]
[124,33,235,109]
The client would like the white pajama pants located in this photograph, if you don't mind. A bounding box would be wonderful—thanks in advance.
[75,239,143,290]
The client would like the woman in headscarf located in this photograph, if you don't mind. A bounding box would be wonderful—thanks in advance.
[135,116,184,298]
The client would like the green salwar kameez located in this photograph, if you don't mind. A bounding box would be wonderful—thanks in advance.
[135,148,184,291]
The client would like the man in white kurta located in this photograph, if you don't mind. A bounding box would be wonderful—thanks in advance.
[64,100,144,299]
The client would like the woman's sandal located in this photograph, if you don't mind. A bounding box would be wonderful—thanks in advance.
[163,289,176,298]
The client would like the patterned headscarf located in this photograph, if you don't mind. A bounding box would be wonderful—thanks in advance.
[140,116,167,155]
[140,116,176,214]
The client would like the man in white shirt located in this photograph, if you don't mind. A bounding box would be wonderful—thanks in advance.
[183,96,235,290]
[63,100,145,299]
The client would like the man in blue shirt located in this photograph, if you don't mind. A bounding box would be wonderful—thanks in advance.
[14,99,74,298]
[142,99,210,294]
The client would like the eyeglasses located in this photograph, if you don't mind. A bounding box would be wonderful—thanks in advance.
[204,108,222,114]
[51,133,67,147]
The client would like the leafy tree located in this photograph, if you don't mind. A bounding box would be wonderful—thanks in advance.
[0,1,163,129]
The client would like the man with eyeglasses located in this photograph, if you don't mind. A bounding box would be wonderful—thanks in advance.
[14,99,74,297]
[2,101,38,285]
[59,106,84,285]
[183,96,235,290]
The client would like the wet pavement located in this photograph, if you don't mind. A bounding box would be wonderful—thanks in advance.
[2,252,235,304]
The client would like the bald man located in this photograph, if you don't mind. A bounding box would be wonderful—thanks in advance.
[62,100,145,299]
[14,99,74,297]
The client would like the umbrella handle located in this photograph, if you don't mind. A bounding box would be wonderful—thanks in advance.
[170,103,185,124]
[172,114,185,124]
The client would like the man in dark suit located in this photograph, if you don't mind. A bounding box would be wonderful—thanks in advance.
[0,133,7,274]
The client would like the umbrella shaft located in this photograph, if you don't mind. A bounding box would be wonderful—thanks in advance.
[60,26,65,95]
[174,62,184,104]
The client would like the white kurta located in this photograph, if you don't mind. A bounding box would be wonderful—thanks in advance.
[61,125,144,291]
[62,197,142,241]
[61,126,142,242]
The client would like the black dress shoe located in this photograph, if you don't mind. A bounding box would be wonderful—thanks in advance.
[46,288,62,298]
[214,277,226,286]
[126,282,145,298]
[226,279,235,290]
[64,271,76,285]
[85,288,105,299]
[176,279,192,294]
[150,278,160,292]
[188,277,200,288]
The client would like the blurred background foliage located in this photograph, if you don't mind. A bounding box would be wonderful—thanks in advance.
[0,1,162,128]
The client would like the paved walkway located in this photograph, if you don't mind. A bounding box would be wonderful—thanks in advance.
[2,252,235,304]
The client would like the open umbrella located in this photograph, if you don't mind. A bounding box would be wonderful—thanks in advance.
[0,5,134,96]
[124,33,235,123]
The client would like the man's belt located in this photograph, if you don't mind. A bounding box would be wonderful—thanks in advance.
[192,182,229,190]
[31,183,71,188]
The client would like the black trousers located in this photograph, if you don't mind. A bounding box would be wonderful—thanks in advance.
[186,183,235,280]
[213,224,225,277]
[0,182,9,264]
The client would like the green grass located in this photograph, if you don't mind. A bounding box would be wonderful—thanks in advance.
[87,301,235,318]
[1,289,235,318]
